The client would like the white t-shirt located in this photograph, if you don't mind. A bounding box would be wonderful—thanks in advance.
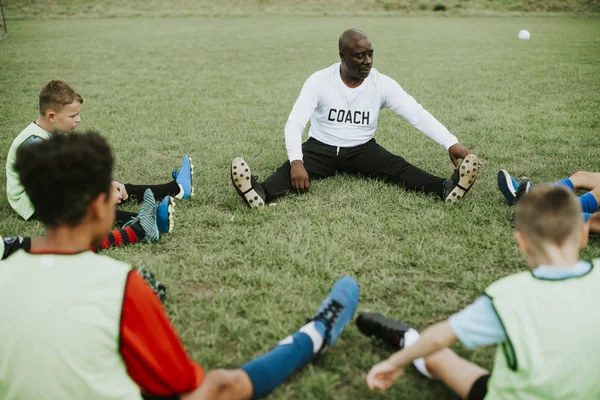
[285,62,458,162]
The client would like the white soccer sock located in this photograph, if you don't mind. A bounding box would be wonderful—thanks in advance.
[175,184,185,199]
[404,328,433,379]
[299,321,324,354]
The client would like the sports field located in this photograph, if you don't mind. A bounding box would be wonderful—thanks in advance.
[1,13,599,399]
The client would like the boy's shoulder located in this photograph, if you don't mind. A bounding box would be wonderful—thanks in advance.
[10,122,50,153]
[485,270,532,297]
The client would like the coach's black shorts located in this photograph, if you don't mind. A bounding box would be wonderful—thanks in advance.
[467,374,490,400]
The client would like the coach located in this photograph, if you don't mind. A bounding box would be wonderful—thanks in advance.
[231,29,479,208]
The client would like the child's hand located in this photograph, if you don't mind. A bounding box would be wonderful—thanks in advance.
[112,181,129,203]
[366,359,404,391]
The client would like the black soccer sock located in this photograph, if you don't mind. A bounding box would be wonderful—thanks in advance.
[2,237,32,260]
[115,209,138,226]
[124,180,180,203]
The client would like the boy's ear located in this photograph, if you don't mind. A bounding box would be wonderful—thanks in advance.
[514,231,529,254]
[580,222,590,249]
[88,192,108,221]
[45,109,56,123]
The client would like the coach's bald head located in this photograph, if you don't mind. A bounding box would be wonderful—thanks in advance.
[338,29,373,85]
[338,29,368,53]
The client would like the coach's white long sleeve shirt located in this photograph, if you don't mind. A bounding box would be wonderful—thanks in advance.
[284,63,458,163]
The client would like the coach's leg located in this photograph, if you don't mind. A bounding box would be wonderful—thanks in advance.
[261,138,339,201]
[232,138,339,207]
[349,139,446,196]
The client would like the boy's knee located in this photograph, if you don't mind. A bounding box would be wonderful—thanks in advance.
[205,369,235,392]
[571,171,587,180]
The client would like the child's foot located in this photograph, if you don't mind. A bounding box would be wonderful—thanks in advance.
[309,277,359,356]
[356,311,432,378]
[125,188,160,242]
[442,154,480,204]
[231,157,267,209]
[356,311,411,348]
[172,154,194,199]
[515,177,533,202]
[157,196,175,233]
[497,169,520,206]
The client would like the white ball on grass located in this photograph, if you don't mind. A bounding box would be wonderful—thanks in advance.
[518,30,531,40]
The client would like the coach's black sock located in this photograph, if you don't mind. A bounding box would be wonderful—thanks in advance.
[2,237,31,260]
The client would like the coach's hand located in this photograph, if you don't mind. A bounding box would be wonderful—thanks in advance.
[448,143,472,168]
[290,160,310,193]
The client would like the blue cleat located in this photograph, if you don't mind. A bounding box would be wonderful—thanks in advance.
[157,196,175,234]
[497,169,520,206]
[310,276,359,355]
[172,154,194,199]
[129,188,160,242]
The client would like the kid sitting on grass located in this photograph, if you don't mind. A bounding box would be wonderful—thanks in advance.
[498,169,600,233]
[359,185,600,399]
[5,80,193,248]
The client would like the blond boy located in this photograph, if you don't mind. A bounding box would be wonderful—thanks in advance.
[361,185,600,399]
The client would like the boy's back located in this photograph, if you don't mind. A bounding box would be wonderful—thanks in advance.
[0,251,142,400]
[485,260,600,399]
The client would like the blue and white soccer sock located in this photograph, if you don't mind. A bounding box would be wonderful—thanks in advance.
[241,321,323,399]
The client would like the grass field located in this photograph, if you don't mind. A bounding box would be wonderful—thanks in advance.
[1,14,600,399]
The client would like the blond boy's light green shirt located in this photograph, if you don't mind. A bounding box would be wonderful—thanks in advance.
[484,259,600,399]
[6,122,51,220]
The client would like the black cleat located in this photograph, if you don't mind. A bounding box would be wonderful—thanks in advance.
[515,177,533,202]
[356,311,411,348]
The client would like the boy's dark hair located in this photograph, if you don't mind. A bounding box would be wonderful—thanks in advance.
[14,131,113,228]
[39,80,83,116]
[515,185,582,250]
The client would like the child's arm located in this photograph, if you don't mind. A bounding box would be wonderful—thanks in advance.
[367,321,457,391]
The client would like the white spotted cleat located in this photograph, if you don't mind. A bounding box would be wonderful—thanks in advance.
[230,157,266,209]
[443,154,480,204]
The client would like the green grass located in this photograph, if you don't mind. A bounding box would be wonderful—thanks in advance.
[1,15,600,399]
[4,0,600,18]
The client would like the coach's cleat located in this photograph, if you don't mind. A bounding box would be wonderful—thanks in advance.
[231,157,267,209]
[157,196,175,233]
[127,188,160,243]
[356,311,412,348]
[515,177,533,202]
[172,154,194,199]
[309,277,359,356]
[497,169,520,206]
[443,154,480,204]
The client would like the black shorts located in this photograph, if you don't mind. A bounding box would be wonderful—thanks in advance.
[467,374,490,400]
